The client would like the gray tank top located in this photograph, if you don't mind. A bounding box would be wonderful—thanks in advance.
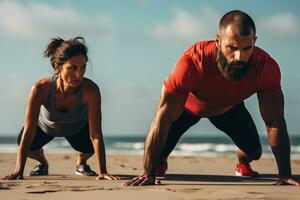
[38,75,88,137]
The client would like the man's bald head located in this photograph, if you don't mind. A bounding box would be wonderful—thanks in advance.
[219,10,256,37]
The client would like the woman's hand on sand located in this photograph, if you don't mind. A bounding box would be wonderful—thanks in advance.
[2,172,23,180]
[96,173,120,180]
[123,174,161,186]
[275,177,300,186]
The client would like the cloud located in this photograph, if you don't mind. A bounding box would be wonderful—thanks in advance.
[149,6,220,44]
[0,1,115,40]
[150,7,300,44]
[258,12,300,39]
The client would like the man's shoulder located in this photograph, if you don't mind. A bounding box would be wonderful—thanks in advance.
[251,46,279,74]
[250,46,281,87]
[253,46,275,63]
[181,40,216,73]
[184,40,216,54]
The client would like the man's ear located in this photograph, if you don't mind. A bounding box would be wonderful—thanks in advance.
[215,34,221,48]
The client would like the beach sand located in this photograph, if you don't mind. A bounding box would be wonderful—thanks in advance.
[1,152,300,200]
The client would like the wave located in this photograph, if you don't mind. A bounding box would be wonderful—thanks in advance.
[1,140,300,158]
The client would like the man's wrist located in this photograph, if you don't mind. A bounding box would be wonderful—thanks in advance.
[279,171,292,179]
[141,169,155,177]
[100,168,107,174]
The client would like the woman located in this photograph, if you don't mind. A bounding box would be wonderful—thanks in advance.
[3,37,119,180]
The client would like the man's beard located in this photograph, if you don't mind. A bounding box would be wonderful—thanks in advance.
[216,49,252,80]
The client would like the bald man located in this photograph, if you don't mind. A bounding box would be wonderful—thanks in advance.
[124,10,300,186]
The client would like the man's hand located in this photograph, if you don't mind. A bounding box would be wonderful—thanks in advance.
[274,177,300,186]
[2,172,23,180]
[123,174,161,186]
[96,173,120,180]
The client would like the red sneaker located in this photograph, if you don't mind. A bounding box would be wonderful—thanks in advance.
[235,163,259,177]
[155,161,168,177]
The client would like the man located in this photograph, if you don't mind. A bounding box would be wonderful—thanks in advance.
[124,10,300,186]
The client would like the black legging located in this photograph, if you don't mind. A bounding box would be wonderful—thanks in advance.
[158,102,262,163]
[17,123,94,153]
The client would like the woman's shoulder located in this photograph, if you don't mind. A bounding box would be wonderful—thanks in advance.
[31,76,52,95]
[25,76,52,105]
[34,76,52,88]
[82,78,100,92]
[82,78,101,104]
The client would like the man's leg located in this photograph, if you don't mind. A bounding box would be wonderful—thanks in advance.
[158,110,201,165]
[208,102,262,176]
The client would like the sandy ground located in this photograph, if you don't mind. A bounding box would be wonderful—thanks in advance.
[1,152,300,200]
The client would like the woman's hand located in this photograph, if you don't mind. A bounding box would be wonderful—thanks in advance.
[96,173,120,180]
[2,172,23,180]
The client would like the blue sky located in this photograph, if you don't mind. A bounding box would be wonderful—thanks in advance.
[0,0,299,137]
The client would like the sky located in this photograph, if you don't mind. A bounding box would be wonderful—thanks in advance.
[0,0,299,137]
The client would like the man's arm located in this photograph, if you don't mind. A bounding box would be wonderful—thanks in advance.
[258,90,299,186]
[124,86,187,186]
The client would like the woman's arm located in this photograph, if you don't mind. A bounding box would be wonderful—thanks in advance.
[85,81,119,180]
[2,84,44,180]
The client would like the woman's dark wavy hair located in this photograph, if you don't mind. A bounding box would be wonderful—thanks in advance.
[44,36,88,69]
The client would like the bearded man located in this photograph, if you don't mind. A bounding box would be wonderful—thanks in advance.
[124,10,300,186]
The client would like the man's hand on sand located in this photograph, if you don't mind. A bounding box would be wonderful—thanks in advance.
[2,172,23,180]
[275,177,300,186]
[123,174,161,186]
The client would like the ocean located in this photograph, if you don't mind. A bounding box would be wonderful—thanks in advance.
[1,135,300,158]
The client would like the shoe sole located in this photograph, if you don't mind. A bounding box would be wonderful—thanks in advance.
[235,171,243,176]
[75,171,84,176]
[235,171,258,177]
[75,171,98,176]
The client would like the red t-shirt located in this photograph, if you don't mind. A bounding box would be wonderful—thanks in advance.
[164,40,281,117]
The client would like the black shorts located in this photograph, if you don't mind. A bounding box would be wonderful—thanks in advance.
[17,123,94,153]
[159,102,262,160]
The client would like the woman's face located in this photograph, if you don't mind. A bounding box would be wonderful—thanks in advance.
[56,54,86,88]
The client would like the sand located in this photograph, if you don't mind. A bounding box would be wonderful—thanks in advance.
[1,152,300,200]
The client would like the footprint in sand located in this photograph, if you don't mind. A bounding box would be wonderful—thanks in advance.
[43,181,58,184]
[65,186,104,192]
[4,182,22,187]
[0,183,10,190]
[144,188,202,193]
[26,184,43,189]
[26,183,120,193]
[247,191,264,194]
[27,189,62,194]
[63,155,71,160]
